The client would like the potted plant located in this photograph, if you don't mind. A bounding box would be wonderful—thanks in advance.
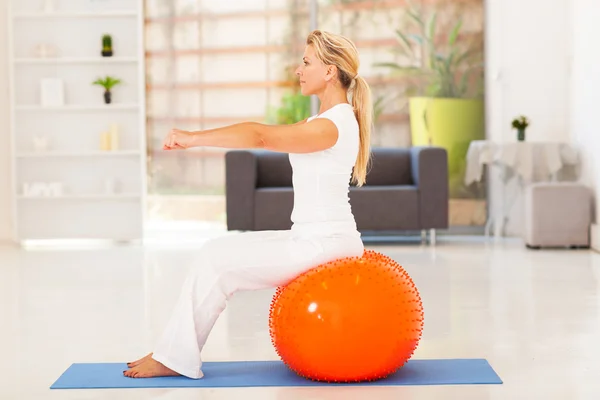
[512,116,529,141]
[101,34,113,57]
[266,90,311,124]
[374,1,484,198]
[92,76,122,104]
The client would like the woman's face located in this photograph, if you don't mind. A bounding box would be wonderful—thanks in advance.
[295,45,331,96]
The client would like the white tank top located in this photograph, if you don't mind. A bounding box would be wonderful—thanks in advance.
[288,103,361,238]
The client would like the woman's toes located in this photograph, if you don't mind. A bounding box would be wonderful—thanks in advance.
[126,353,153,368]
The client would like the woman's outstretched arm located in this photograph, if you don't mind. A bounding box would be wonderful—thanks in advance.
[163,119,338,154]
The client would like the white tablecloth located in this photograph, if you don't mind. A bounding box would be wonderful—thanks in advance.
[465,141,580,185]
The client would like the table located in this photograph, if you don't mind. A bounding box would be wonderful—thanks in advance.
[464,141,580,236]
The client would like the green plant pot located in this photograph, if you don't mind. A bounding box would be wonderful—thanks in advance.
[517,128,525,141]
[409,97,485,198]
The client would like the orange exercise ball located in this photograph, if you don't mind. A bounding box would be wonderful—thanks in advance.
[269,250,424,383]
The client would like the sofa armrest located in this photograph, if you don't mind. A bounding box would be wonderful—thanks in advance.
[410,146,449,229]
[225,150,258,230]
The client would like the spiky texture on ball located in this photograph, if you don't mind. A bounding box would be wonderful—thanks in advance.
[269,250,424,383]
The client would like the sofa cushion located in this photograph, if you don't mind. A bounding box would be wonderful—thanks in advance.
[254,148,414,188]
[254,188,294,230]
[349,185,420,231]
[256,152,293,188]
[365,148,413,186]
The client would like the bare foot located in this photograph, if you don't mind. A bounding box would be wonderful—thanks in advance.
[126,352,153,368]
[123,358,181,378]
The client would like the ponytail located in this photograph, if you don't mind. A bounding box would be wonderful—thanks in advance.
[350,76,372,187]
[305,29,372,186]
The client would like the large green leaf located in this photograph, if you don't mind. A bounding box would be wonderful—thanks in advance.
[453,47,481,68]
[428,12,438,44]
[394,29,414,56]
[448,20,462,46]
[372,1,483,101]
[406,8,425,28]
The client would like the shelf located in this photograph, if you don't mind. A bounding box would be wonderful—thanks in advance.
[16,151,142,158]
[145,9,290,23]
[14,57,138,65]
[149,149,227,158]
[12,11,138,19]
[18,194,141,200]
[148,116,264,124]
[147,112,406,125]
[146,44,287,58]
[145,77,400,91]
[144,33,480,58]
[143,1,420,23]
[144,38,400,58]
[15,104,140,111]
[147,81,295,90]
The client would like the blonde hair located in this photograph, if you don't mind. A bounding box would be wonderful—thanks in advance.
[306,29,372,187]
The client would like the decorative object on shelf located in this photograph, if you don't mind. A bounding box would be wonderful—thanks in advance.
[33,44,59,58]
[100,131,111,151]
[40,78,65,107]
[99,124,120,151]
[109,124,119,150]
[511,115,530,141]
[92,76,122,104]
[101,34,113,57]
[32,136,50,153]
[23,182,64,197]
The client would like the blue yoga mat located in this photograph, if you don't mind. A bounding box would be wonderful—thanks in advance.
[50,359,502,389]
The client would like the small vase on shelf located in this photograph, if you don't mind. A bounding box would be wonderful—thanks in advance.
[92,76,122,105]
[101,34,113,57]
[511,115,529,142]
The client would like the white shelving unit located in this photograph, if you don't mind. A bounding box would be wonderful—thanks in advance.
[12,11,138,19]
[15,57,138,64]
[8,0,147,242]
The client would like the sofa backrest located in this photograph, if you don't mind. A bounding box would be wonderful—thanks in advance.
[256,152,293,188]
[364,148,413,186]
[255,147,414,188]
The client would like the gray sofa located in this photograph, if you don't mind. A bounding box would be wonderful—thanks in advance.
[225,147,449,242]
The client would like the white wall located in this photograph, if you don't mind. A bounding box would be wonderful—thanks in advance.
[485,0,571,235]
[0,0,13,244]
[571,0,600,251]
[485,0,571,144]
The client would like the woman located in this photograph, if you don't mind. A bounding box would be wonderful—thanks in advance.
[124,29,373,379]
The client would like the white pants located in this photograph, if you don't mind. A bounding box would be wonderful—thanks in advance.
[152,229,364,379]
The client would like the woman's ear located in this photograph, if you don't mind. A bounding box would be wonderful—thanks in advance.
[324,65,338,82]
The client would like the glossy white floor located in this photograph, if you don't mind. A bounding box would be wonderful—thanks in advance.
[1,235,600,399]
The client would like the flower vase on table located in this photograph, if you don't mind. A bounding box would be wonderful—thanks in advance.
[512,115,529,142]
